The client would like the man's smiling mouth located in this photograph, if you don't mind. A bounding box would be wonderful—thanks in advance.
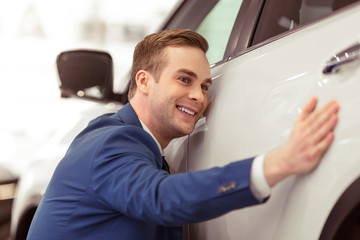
[177,106,195,116]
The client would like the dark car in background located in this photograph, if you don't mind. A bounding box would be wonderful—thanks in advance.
[0,167,17,240]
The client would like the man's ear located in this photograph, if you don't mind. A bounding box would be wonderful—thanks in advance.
[135,70,152,95]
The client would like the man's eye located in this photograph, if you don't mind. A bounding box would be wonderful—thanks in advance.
[179,77,189,83]
[201,85,209,91]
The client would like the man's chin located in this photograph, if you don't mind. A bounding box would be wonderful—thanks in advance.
[182,125,196,136]
[173,125,196,138]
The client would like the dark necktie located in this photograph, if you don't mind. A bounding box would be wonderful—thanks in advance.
[162,156,170,174]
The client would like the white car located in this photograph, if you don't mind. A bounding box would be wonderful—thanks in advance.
[11,0,360,239]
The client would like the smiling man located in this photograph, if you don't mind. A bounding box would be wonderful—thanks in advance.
[131,45,212,148]
[27,29,339,240]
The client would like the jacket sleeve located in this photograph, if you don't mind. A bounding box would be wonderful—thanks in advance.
[91,126,261,226]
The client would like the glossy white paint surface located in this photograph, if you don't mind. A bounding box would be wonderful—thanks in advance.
[174,4,360,240]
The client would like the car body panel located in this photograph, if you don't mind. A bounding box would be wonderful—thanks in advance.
[183,4,360,239]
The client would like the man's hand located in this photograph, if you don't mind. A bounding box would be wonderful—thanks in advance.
[263,97,340,187]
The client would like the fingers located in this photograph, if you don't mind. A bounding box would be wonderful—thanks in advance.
[301,99,339,163]
[299,97,318,120]
[308,131,335,169]
[289,98,339,171]
[315,131,335,157]
[263,98,340,186]
[308,99,339,131]
[312,112,338,144]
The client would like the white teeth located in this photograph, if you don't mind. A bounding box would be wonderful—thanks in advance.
[177,106,195,115]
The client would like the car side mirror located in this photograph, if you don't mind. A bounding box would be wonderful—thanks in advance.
[57,49,126,102]
[0,165,18,184]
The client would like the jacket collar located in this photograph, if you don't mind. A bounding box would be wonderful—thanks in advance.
[118,103,163,154]
[117,103,164,153]
[116,103,142,128]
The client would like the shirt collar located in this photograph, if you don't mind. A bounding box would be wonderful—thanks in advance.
[139,119,163,155]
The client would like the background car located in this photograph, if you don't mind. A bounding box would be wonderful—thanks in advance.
[0,0,177,239]
[0,167,17,240]
[10,0,360,239]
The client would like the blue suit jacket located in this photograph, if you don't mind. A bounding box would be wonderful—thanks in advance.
[27,103,260,240]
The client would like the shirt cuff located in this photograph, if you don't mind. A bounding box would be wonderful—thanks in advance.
[250,154,271,201]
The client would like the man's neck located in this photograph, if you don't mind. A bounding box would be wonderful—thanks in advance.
[130,99,170,149]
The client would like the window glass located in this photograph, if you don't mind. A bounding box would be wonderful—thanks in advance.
[252,0,360,45]
[196,0,244,64]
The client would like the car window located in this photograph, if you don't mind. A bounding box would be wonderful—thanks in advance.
[196,0,244,64]
[252,0,360,45]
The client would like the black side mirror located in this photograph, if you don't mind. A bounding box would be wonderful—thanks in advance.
[56,49,115,101]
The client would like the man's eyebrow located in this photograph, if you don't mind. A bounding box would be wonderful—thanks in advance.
[204,78,213,85]
[176,68,198,78]
[176,68,212,84]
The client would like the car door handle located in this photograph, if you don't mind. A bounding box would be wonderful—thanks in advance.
[323,42,360,74]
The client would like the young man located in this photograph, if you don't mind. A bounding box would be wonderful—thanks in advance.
[27,29,339,240]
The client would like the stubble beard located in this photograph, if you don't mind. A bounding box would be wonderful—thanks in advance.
[156,103,198,141]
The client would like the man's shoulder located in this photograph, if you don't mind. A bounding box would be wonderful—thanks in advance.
[78,112,144,141]
[86,103,140,130]
[75,112,158,155]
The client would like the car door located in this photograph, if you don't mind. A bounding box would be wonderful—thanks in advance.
[163,0,259,172]
[181,0,360,239]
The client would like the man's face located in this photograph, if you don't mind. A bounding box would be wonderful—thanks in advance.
[148,46,211,142]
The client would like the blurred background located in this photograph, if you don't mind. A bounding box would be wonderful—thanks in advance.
[0,0,178,176]
[0,0,178,238]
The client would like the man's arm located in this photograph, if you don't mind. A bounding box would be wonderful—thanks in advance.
[263,97,340,187]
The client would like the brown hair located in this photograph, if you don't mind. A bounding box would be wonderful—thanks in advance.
[128,29,208,99]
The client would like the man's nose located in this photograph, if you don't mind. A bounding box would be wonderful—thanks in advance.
[189,86,205,103]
